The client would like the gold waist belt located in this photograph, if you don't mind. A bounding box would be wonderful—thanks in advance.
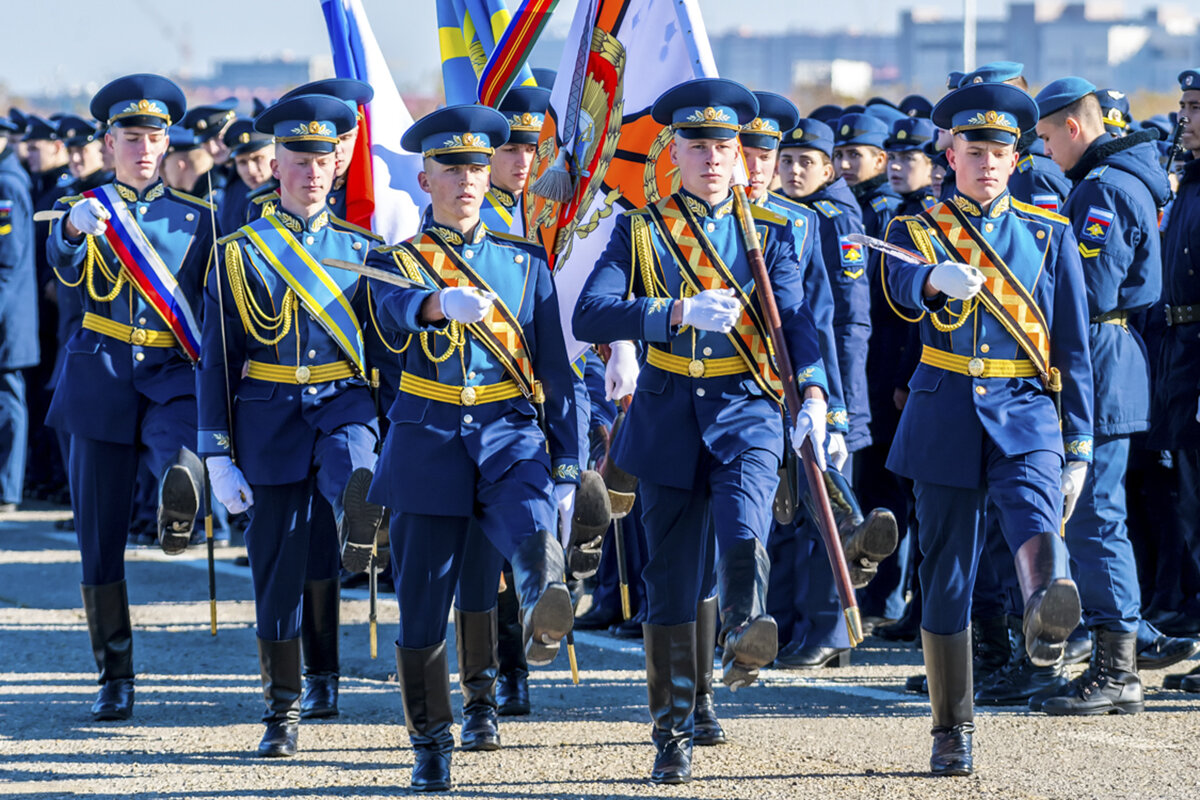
[647,346,750,378]
[82,312,177,347]
[920,346,1038,378]
[399,371,522,406]
[246,360,355,385]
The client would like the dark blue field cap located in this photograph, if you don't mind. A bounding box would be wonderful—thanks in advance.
[651,78,757,141]
[899,94,933,119]
[22,115,59,142]
[885,117,936,152]
[1096,89,1131,135]
[946,71,965,90]
[181,98,238,141]
[1179,69,1200,91]
[865,102,907,128]
[255,94,357,154]
[1035,76,1097,119]
[807,104,843,125]
[780,118,834,158]
[56,115,99,147]
[932,82,1037,145]
[280,79,374,111]
[90,73,185,129]
[223,118,273,157]
[401,104,509,165]
[167,125,203,152]
[741,91,800,151]
[531,68,557,91]
[833,112,888,149]
[958,61,1024,87]
[497,86,550,145]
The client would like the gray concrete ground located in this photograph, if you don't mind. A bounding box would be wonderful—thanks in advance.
[2,507,1199,800]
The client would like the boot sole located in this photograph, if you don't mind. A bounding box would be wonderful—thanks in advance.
[1026,580,1081,666]
[524,584,573,666]
[341,469,386,574]
[847,509,899,562]
[91,707,132,721]
[460,737,501,752]
[1043,701,1145,716]
[299,706,339,720]
[650,773,693,785]
[158,465,200,555]
[727,617,778,668]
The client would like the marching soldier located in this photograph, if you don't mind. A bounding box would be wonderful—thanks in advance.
[180,98,238,205]
[1031,77,1197,714]
[217,118,274,235]
[480,86,548,236]
[46,74,212,721]
[198,94,388,756]
[574,78,830,784]
[881,81,1092,775]
[363,104,577,792]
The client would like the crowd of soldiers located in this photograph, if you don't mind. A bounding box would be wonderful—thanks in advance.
[1,57,1200,789]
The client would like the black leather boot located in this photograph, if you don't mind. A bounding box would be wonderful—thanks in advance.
[976,622,1066,706]
[1042,628,1144,715]
[644,622,696,784]
[804,468,899,588]
[455,607,501,751]
[495,574,530,716]
[81,581,135,721]
[256,636,301,757]
[1014,532,1081,666]
[923,627,974,777]
[717,538,777,691]
[509,529,573,666]
[693,596,726,746]
[972,615,1012,688]
[157,448,204,555]
[396,642,454,791]
[339,468,388,574]
[300,578,340,719]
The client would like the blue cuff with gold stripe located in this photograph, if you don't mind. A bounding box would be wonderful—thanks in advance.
[1064,435,1093,463]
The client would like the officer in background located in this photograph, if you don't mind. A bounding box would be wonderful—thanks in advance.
[481,86,548,236]
[180,98,238,206]
[46,74,212,722]
[0,113,38,512]
[882,81,1092,776]
[1096,89,1133,138]
[199,94,388,757]
[364,104,577,792]
[574,78,830,784]
[161,126,215,198]
[217,118,274,235]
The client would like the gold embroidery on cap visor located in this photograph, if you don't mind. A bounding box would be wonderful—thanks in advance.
[422,131,495,158]
[741,117,781,138]
[109,99,172,125]
[508,111,543,132]
[275,120,338,145]
[675,106,740,132]
[954,110,1019,136]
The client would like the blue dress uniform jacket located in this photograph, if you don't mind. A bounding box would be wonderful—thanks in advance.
[795,179,872,450]
[1152,158,1200,449]
[884,189,1095,490]
[1010,136,1072,213]
[572,190,829,490]
[480,185,525,236]
[196,208,381,485]
[1061,132,1169,438]
[0,147,39,370]
[759,191,847,434]
[365,222,580,515]
[46,180,213,444]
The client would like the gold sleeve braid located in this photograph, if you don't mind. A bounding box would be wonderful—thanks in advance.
[389,247,463,364]
[631,215,669,300]
[224,241,295,346]
[365,281,411,355]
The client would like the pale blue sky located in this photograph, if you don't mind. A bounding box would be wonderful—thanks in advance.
[2,0,1196,96]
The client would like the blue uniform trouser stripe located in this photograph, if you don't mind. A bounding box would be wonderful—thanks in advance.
[639,447,779,626]
[0,370,26,504]
[391,458,556,649]
[915,440,1062,635]
[1064,435,1140,632]
[70,396,196,586]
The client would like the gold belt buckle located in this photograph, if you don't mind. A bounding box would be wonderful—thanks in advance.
[687,359,706,378]
[130,328,148,346]
[967,357,985,378]
[295,365,311,384]
[460,385,478,406]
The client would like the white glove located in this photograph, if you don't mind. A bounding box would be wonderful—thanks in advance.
[681,288,741,332]
[928,261,984,301]
[206,456,254,515]
[68,197,110,237]
[790,397,828,471]
[1194,395,1200,423]
[1061,461,1088,524]
[438,287,496,324]
[826,431,849,472]
[554,483,576,548]
[605,340,639,401]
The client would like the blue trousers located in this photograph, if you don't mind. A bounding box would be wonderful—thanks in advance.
[0,370,26,504]
[245,423,375,640]
[915,440,1062,635]
[70,396,195,586]
[1063,435,1140,632]
[638,447,778,625]
[971,507,1023,620]
[391,458,555,648]
[854,444,912,620]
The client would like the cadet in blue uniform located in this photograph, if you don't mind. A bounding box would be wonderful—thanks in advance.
[0,115,38,511]
[1096,88,1133,138]
[180,99,238,206]
[46,75,212,722]
[363,104,577,792]
[1155,69,1200,691]
[833,112,901,242]
[217,118,274,235]
[574,78,830,785]
[198,94,388,757]
[1031,77,1197,714]
[882,82,1092,776]
[480,86,548,236]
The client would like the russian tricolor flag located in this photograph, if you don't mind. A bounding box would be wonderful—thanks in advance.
[1083,206,1114,242]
